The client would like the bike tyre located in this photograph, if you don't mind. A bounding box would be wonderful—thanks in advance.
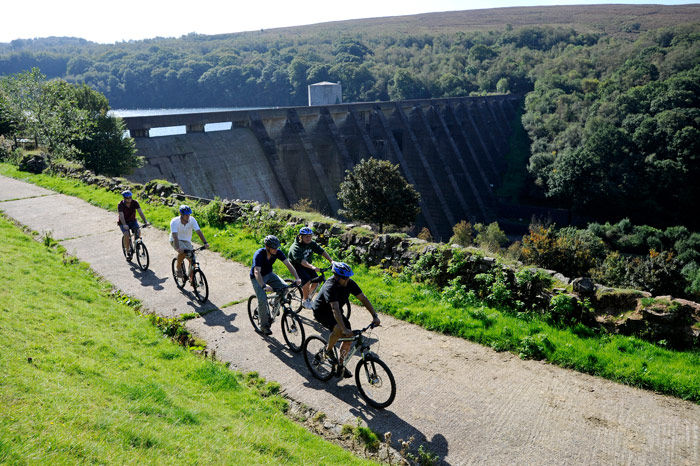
[303,336,334,381]
[284,279,303,313]
[135,241,149,271]
[281,310,305,352]
[355,355,396,409]
[172,258,187,289]
[247,295,261,332]
[192,269,209,303]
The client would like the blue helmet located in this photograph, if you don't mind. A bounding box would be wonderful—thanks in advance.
[264,235,281,249]
[332,261,354,278]
[299,227,313,235]
[179,204,192,215]
[121,190,132,198]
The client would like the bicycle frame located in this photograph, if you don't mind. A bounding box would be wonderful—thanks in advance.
[335,324,375,368]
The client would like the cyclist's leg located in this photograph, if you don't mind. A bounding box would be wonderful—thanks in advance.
[120,224,131,250]
[250,276,271,330]
[131,220,141,240]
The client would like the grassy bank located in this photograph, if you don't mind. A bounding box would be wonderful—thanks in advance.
[1,163,699,404]
[0,212,378,465]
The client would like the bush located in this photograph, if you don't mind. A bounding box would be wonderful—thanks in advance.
[199,198,225,227]
[449,220,473,246]
[547,294,593,327]
[521,224,606,277]
[417,227,433,242]
[474,222,508,252]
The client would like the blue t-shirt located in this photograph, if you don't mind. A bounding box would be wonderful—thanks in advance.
[250,247,287,278]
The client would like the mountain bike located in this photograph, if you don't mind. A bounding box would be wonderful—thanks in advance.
[122,223,149,271]
[303,323,396,409]
[172,246,209,303]
[288,266,351,319]
[248,285,306,352]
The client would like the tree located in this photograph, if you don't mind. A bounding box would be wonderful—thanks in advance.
[337,158,420,233]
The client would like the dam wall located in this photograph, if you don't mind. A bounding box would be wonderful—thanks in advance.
[123,95,523,240]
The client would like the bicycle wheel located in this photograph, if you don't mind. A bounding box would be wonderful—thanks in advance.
[172,258,187,289]
[284,280,303,313]
[247,295,261,332]
[135,241,149,271]
[191,269,209,303]
[281,310,305,352]
[355,355,396,409]
[303,336,335,381]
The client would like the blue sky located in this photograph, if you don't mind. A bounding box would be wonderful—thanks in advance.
[3,1,696,44]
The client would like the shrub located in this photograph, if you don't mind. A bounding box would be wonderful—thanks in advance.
[449,220,473,246]
[291,198,317,213]
[474,222,508,252]
[521,224,606,277]
[518,333,553,360]
[417,227,433,242]
[547,294,593,327]
[199,198,225,227]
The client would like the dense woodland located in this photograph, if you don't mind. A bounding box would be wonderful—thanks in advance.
[1,5,699,297]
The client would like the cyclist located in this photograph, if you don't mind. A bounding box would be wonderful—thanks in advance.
[250,235,302,335]
[118,190,148,256]
[170,205,209,286]
[312,261,381,378]
[288,227,333,309]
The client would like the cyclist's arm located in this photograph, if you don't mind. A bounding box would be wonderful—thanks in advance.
[253,266,270,291]
[136,208,147,225]
[322,250,333,263]
[282,259,301,284]
[300,259,319,271]
[195,229,209,248]
[118,211,127,226]
[172,232,182,252]
[356,293,381,326]
[331,301,352,335]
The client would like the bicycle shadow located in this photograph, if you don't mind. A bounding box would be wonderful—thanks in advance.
[193,301,240,334]
[129,266,168,291]
[261,316,452,466]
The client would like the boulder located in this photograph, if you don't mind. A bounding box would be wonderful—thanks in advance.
[18,153,48,174]
[572,277,596,298]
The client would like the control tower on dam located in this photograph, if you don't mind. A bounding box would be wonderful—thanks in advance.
[123,94,522,240]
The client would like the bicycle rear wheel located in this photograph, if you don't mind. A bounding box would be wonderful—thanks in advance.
[247,295,261,332]
[284,280,303,313]
[135,241,149,271]
[355,355,396,409]
[281,310,305,352]
[192,269,209,303]
[303,336,334,381]
[172,258,187,289]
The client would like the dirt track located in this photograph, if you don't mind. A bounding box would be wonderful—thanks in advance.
[1,174,698,466]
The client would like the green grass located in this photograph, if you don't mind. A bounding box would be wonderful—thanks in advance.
[2,163,699,404]
[0,212,378,466]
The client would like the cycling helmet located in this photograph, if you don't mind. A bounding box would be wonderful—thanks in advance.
[264,235,281,249]
[332,261,354,278]
[121,190,132,198]
[299,227,314,235]
[179,204,192,215]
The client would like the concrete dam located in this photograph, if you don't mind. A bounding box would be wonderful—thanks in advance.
[123,95,523,240]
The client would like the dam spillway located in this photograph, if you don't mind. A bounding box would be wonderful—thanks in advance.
[123,95,523,240]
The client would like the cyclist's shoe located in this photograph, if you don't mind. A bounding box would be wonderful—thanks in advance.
[335,364,352,379]
[303,299,313,309]
[259,326,273,336]
[176,270,184,278]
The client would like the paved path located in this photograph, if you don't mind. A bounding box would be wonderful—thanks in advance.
[2,174,699,466]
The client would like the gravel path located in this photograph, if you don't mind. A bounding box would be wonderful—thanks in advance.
[2,174,698,466]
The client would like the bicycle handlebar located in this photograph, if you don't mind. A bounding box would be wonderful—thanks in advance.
[353,322,378,336]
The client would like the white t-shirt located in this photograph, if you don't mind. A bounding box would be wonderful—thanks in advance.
[169,216,200,242]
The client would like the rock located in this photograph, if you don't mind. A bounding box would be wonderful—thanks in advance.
[572,277,595,297]
[19,153,48,174]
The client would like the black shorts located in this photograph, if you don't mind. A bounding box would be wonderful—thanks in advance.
[313,308,351,332]
[294,264,318,286]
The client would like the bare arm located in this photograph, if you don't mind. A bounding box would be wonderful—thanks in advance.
[196,229,209,248]
[283,259,301,284]
[118,211,127,225]
[356,293,381,326]
[254,266,269,291]
[172,232,182,253]
[322,250,333,263]
[137,208,147,224]
[331,301,352,336]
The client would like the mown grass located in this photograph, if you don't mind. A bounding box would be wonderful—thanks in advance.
[0,212,378,465]
[2,163,699,404]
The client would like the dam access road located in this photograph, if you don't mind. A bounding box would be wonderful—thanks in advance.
[1,174,698,466]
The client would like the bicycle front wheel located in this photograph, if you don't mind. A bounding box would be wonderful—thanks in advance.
[135,241,149,271]
[355,355,396,409]
[303,336,334,381]
[284,280,303,313]
[192,269,209,303]
[172,258,187,289]
[247,295,261,332]
[281,310,305,352]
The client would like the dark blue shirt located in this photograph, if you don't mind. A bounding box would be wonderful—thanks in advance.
[250,247,287,278]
